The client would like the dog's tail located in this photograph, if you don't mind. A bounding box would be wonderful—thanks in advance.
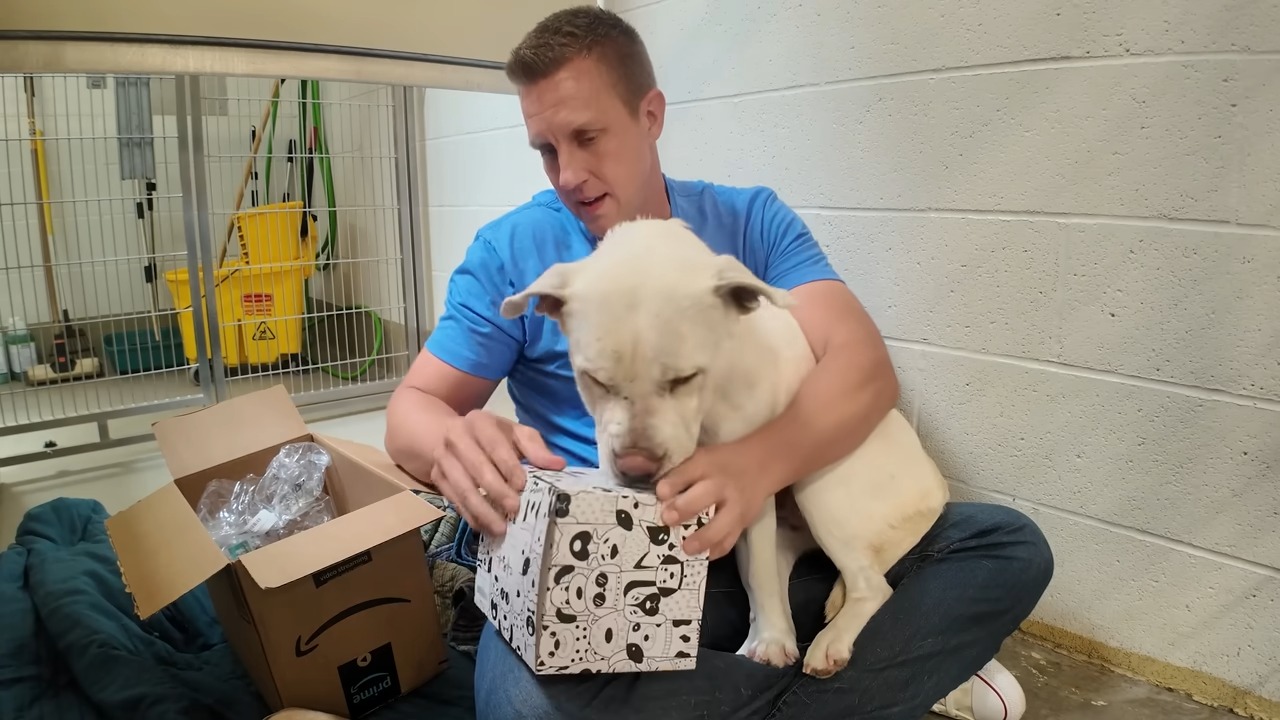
[823,576,846,623]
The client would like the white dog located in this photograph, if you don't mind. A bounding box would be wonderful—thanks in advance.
[499,217,949,678]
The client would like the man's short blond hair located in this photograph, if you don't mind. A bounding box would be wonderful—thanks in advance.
[506,6,658,113]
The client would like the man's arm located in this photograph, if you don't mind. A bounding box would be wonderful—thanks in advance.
[736,189,900,493]
[655,190,900,556]
[384,350,500,486]
[384,232,520,487]
[739,278,899,495]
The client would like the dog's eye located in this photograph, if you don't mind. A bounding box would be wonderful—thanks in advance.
[666,372,700,392]
[582,373,613,394]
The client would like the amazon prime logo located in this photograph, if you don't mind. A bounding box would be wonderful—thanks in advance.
[294,597,411,657]
[337,641,401,718]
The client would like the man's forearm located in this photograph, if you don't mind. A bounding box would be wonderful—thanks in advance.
[384,387,461,486]
[743,338,900,494]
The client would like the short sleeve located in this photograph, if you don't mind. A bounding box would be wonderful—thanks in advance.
[753,189,843,290]
[424,234,524,382]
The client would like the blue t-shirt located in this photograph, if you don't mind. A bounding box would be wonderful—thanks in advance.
[424,175,843,469]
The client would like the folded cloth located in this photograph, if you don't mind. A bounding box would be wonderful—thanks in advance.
[412,490,481,573]
[416,491,461,559]
[0,497,270,720]
[448,518,481,572]
[413,491,483,657]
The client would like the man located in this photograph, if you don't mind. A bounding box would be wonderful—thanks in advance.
[386,7,1053,720]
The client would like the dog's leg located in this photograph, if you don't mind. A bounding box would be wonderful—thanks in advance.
[823,575,846,623]
[802,551,891,678]
[791,470,895,679]
[734,495,799,667]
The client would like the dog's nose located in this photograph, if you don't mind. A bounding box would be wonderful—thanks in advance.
[614,449,662,486]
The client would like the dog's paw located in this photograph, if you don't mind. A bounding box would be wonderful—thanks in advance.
[802,624,856,679]
[737,631,799,668]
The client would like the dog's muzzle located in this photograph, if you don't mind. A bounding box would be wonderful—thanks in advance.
[613,448,664,487]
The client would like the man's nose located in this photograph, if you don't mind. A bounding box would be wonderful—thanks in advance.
[557,148,588,188]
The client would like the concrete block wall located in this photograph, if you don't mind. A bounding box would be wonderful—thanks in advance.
[420,0,1280,709]
[422,88,542,418]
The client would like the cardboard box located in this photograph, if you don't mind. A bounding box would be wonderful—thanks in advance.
[476,466,713,674]
[105,384,447,718]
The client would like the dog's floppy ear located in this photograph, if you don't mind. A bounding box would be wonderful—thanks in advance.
[711,255,794,314]
[500,262,576,320]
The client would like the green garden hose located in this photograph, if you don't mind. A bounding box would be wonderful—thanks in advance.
[297,80,338,272]
[262,79,384,380]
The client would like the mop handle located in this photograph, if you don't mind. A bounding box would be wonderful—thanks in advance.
[215,79,282,270]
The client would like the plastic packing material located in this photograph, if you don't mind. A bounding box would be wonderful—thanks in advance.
[196,441,338,559]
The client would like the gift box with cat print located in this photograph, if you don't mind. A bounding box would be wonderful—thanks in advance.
[475,466,713,674]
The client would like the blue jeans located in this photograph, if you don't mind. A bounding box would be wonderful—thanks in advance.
[474,501,1053,720]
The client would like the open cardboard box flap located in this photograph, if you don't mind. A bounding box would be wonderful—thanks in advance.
[316,433,430,492]
[151,384,310,479]
[105,482,231,619]
[238,490,444,589]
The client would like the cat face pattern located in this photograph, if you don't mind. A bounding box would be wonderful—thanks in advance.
[478,467,711,674]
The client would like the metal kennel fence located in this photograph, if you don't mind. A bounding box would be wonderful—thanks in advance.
[0,72,429,467]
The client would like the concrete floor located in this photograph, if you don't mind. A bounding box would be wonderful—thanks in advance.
[938,635,1241,720]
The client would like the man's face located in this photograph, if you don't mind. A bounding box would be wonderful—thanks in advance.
[519,56,666,238]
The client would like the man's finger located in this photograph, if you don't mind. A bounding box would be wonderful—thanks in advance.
[440,451,506,536]
[472,420,528,513]
[662,481,718,527]
[683,510,733,557]
[453,430,520,519]
[481,421,529,491]
[708,537,737,561]
[655,457,703,502]
[513,425,566,474]
[429,462,451,497]
[432,460,475,527]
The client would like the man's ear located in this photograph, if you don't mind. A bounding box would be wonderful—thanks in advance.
[638,87,666,142]
[500,262,577,320]
[711,255,794,315]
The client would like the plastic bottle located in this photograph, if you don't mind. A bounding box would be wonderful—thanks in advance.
[5,317,39,381]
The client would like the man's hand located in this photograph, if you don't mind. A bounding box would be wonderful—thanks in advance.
[651,279,898,562]
[653,440,781,560]
[430,410,566,536]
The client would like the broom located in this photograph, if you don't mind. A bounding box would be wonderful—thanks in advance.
[23,74,101,384]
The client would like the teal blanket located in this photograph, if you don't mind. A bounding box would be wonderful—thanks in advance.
[0,497,477,720]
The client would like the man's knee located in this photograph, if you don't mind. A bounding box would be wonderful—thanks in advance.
[966,502,1055,602]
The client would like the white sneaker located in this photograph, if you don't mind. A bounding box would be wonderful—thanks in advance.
[931,659,1027,720]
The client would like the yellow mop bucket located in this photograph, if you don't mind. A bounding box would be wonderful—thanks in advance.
[232,200,318,275]
[164,260,309,371]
